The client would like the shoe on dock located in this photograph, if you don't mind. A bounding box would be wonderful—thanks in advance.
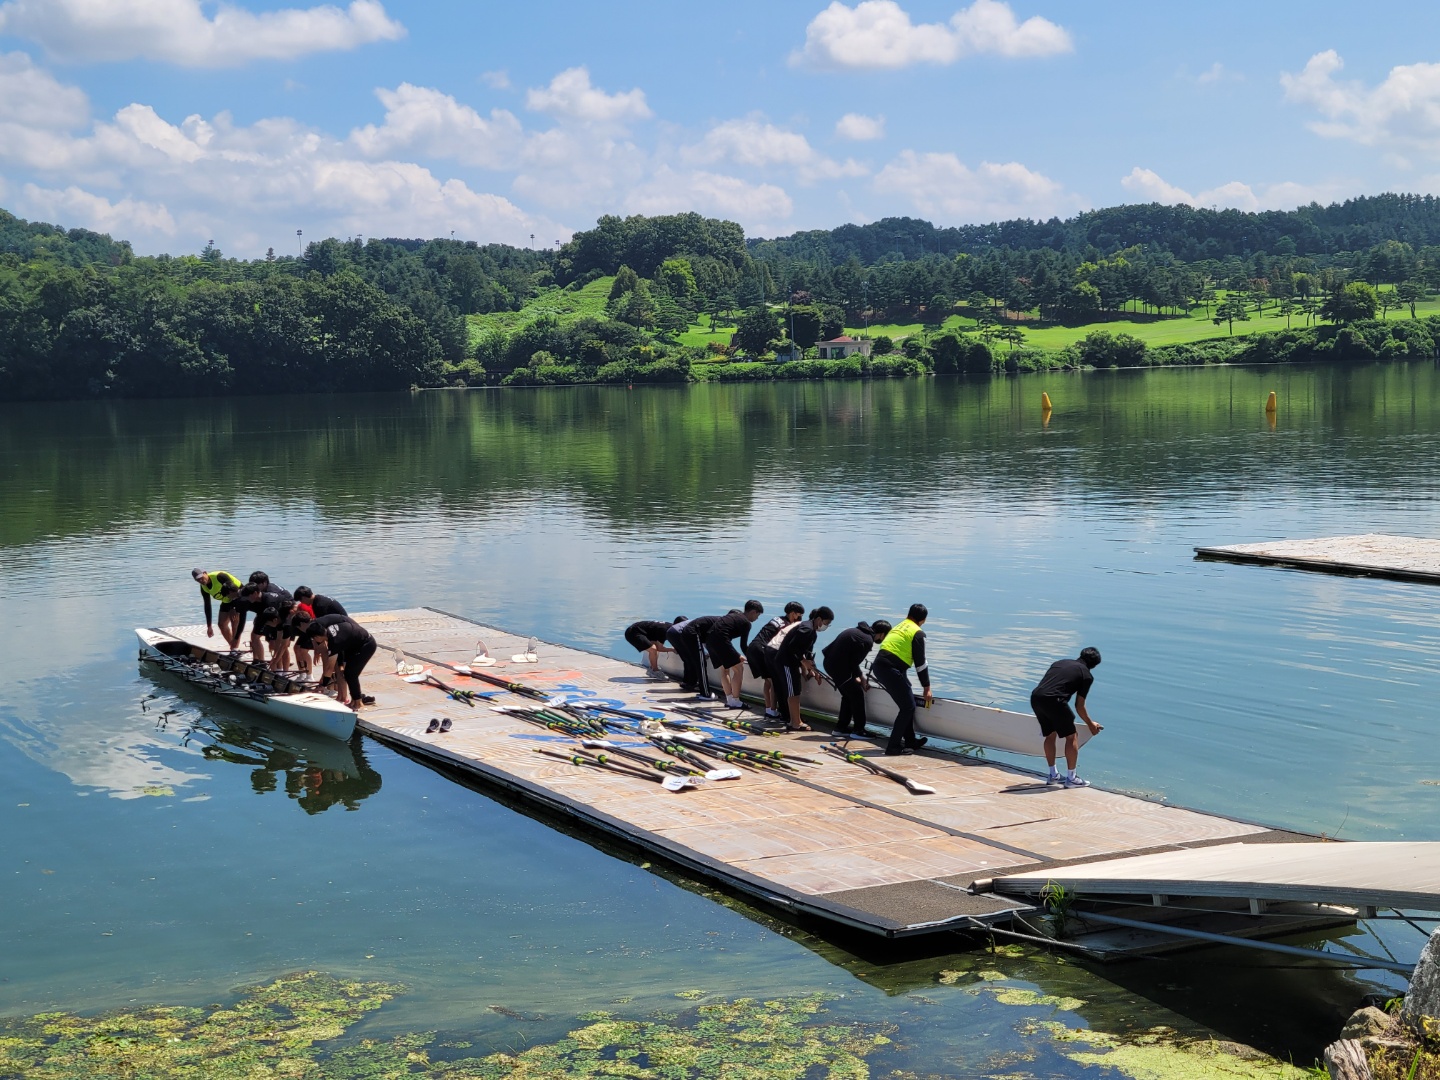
[425,718,440,734]
[1064,775,1090,788]
[724,696,743,709]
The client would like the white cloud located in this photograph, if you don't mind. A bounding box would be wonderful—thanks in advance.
[1193,61,1241,85]
[835,112,885,140]
[680,115,867,184]
[0,51,88,128]
[0,0,404,67]
[19,182,175,237]
[1,75,561,253]
[626,167,793,229]
[350,83,523,168]
[1283,49,1440,150]
[873,149,1079,221]
[793,0,1071,71]
[525,66,651,124]
[1120,166,1342,212]
[481,69,511,90]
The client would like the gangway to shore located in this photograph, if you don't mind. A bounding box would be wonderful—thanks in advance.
[989,842,1440,914]
[152,608,1437,969]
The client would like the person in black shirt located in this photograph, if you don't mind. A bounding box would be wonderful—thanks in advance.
[665,618,705,693]
[1031,647,1103,787]
[302,614,378,710]
[748,601,803,718]
[238,580,293,667]
[822,619,891,738]
[624,618,680,677]
[705,600,764,708]
[293,586,347,619]
[768,606,833,732]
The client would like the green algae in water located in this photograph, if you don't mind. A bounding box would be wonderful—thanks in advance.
[0,975,891,1080]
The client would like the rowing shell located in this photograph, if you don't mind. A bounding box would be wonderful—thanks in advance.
[655,650,1092,758]
[136,628,357,741]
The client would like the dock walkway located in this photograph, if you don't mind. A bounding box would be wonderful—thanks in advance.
[161,607,1304,938]
[1196,534,1440,584]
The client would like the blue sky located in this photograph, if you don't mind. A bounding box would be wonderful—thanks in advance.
[1,0,1438,256]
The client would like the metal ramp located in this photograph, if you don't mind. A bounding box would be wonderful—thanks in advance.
[984,842,1440,972]
[990,842,1440,913]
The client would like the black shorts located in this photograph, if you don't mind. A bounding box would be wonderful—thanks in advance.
[745,643,769,679]
[706,636,742,669]
[625,625,657,652]
[256,623,283,642]
[1031,693,1076,738]
[218,600,239,614]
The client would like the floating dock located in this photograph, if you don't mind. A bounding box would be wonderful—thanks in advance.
[1196,534,1440,584]
[154,608,1436,957]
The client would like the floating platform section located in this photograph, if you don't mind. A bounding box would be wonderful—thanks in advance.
[1196,534,1440,584]
[157,608,1326,941]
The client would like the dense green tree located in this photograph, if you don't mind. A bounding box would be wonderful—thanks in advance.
[733,305,781,357]
[1397,280,1427,318]
[1322,282,1379,324]
[609,265,640,300]
[1213,295,1250,335]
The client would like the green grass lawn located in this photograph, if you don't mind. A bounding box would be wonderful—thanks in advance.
[466,275,616,346]
[476,282,1440,357]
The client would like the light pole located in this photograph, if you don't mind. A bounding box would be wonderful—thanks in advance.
[296,229,303,257]
[862,280,869,338]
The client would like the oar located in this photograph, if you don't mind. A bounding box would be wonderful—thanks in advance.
[533,748,698,792]
[823,743,936,794]
[406,651,551,701]
[424,673,477,706]
[580,740,702,777]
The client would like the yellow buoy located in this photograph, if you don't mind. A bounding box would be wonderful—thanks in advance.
[1265,391,1277,414]
[1041,392,1052,412]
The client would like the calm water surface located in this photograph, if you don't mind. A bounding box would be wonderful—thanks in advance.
[3,366,1439,1073]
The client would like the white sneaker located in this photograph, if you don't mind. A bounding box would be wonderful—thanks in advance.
[646,668,667,680]
[1046,772,1062,786]
[1064,775,1090,788]
[725,696,743,709]
[764,709,780,719]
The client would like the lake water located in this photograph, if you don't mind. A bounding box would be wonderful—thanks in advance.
[2,365,1439,1075]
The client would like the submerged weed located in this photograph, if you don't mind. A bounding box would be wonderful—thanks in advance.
[0,975,891,1080]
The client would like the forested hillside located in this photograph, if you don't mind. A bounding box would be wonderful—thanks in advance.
[6,196,1440,400]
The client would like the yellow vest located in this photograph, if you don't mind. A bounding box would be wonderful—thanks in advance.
[879,619,921,667]
[200,571,241,599]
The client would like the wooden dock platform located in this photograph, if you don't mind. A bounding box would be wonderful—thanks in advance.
[1196,534,1440,584]
[157,608,1324,941]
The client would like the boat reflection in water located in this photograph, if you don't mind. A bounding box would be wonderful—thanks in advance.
[199,725,382,815]
[150,684,383,814]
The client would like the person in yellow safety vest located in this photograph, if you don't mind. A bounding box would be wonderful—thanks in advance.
[192,569,244,648]
[871,603,932,756]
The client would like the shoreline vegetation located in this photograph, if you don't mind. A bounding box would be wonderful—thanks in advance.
[7,196,1440,400]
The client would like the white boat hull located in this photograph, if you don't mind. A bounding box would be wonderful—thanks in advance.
[136,628,357,741]
[656,649,1092,758]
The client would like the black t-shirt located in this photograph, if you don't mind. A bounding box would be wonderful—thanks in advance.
[628,620,672,641]
[306,614,373,657]
[684,615,721,640]
[821,627,874,678]
[777,622,818,665]
[310,594,347,618]
[706,610,753,651]
[752,616,787,650]
[1033,658,1094,702]
[246,585,292,616]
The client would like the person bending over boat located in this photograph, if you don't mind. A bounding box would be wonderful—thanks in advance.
[748,601,803,718]
[1031,648,1104,788]
[768,607,833,733]
[624,618,680,677]
[665,617,704,693]
[292,586,347,619]
[822,619,891,739]
[192,569,243,647]
[288,609,316,679]
[704,600,764,708]
[238,580,293,667]
[302,614,377,710]
[251,603,296,672]
[873,604,932,756]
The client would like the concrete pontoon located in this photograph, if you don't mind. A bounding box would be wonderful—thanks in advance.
[1196,534,1440,584]
[153,608,1438,965]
